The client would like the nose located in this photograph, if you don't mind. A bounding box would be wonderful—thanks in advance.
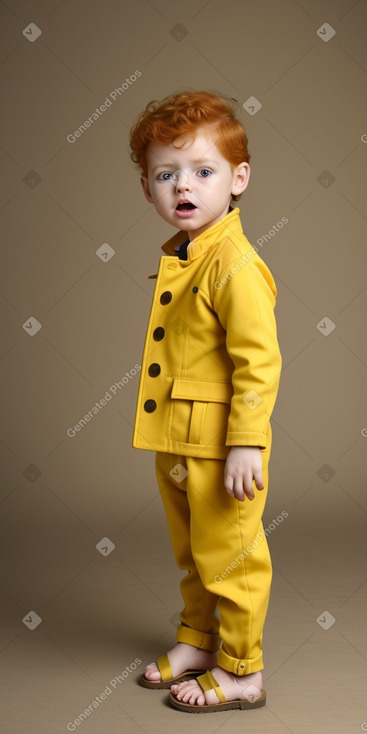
[174,169,191,191]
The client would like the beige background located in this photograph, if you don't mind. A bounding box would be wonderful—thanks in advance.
[1,0,367,732]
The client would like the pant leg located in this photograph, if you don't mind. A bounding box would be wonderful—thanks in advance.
[185,448,273,675]
[155,450,220,652]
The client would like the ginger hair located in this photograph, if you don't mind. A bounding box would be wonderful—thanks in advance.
[129,90,250,202]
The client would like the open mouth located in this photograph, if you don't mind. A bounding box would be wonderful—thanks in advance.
[176,202,197,210]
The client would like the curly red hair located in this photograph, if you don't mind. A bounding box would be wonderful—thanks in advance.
[129,90,250,202]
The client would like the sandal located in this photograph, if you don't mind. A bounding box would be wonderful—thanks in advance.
[168,669,266,712]
[138,653,206,689]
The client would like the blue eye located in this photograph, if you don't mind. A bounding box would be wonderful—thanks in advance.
[199,169,211,177]
[160,172,174,181]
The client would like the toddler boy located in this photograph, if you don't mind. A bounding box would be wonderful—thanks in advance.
[129,90,282,712]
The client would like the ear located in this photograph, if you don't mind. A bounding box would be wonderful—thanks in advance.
[140,175,154,203]
[231,162,250,198]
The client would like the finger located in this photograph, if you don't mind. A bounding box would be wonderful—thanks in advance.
[253,470,264,491]
[232,476,245,502]
[243,477,255,500]
[224,474,234,496]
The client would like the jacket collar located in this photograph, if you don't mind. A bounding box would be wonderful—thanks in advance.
[160,206,242,261]
[147,206,243,279]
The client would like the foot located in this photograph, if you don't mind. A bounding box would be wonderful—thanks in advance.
[144,642,218,682]
[170,665,263,706]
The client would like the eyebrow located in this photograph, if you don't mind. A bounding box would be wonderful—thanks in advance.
[152,159,217,172]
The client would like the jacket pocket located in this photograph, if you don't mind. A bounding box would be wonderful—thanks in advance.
[169,378,232,446]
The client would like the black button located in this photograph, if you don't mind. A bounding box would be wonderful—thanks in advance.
[153,327,165,341]
[144,399,157,413]
[160,291,172,305]
[192,286,198,293]
[148,363,161,377]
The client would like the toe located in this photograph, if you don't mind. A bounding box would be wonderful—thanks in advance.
[175,682,192,699]
[174,679,192,693]
[179,680,202,704]
[144,663,161,681]
[204,688,220,705]
[181,688,195,702]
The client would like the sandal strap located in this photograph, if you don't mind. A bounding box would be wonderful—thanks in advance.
[156,654,173,681]
[196,670,226,703]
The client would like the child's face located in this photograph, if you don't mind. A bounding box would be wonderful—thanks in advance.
[140,127,250,240]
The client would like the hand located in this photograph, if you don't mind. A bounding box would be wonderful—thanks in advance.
[224,446,264,502]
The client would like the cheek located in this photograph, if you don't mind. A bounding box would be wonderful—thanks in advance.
[152,185,171,205]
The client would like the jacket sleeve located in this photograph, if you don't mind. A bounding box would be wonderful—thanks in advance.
[212,255,282,449]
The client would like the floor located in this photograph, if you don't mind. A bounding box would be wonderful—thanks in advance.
[2,486,367,734]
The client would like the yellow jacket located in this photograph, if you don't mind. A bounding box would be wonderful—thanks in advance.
[132,207,282,460]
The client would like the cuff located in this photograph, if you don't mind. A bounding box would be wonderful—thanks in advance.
[176,624,221,652]
[217,645,264,675]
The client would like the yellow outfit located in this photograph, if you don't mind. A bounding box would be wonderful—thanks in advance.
[132,206,282,673]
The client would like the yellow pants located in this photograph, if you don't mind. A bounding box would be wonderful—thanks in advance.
[154,448,273,675]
